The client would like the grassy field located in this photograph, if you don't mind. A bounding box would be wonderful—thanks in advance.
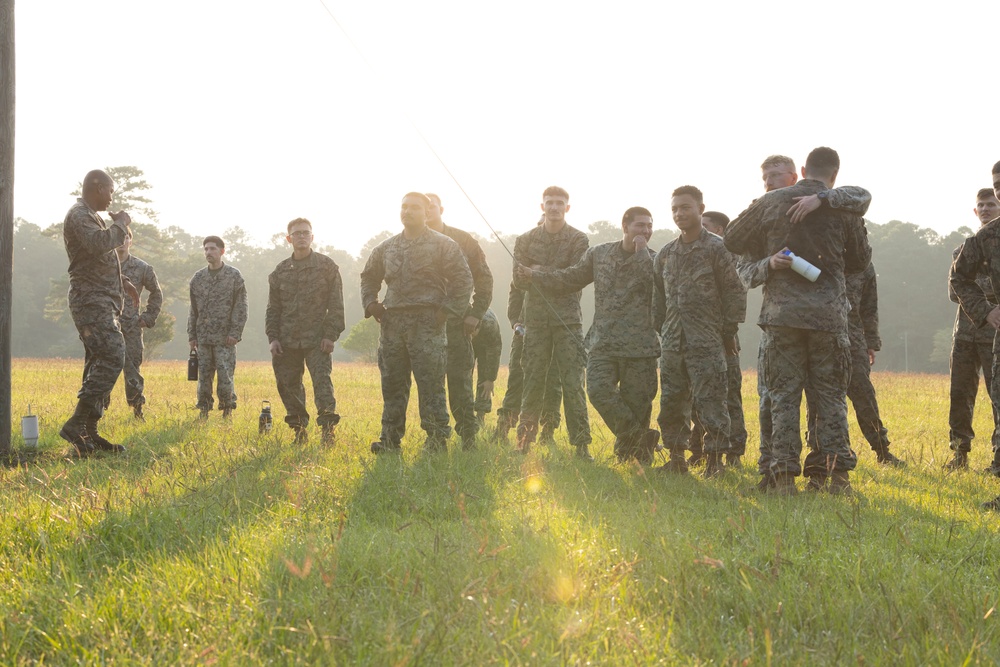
[2,359,1000,665]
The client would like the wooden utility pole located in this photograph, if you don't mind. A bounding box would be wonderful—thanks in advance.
[0,0,13,455]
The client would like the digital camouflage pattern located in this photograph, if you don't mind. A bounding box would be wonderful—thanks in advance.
[496,327,562,431]
[118,254,162,407]
[690,345,747,456]
[272,346,340,429]
[513,222,590,326]
[587,354,657,438]
[439,224,494,321]
[187,264,249,345]
[472,309,502,415]
[196,344,237,411]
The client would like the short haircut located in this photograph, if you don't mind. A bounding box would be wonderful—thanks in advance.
[542,185,569,200]
[82,169,113,192]
[671,185,704,205]
[402,192,432,210]
[804,146,840,178]
[287,217,312,234]
[761,155,795,171]
[203,235,225,250]
[425,193,441,206]
[992,161,1000,175]
[977,188,997,201]
[702,211,730,232]
[622,206,652,225]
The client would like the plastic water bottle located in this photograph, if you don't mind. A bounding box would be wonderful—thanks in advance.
[259,401,273,434]
[782,250,821,282]
[514,324,526,336]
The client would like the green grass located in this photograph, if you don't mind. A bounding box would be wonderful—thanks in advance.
[2,361,1000,665]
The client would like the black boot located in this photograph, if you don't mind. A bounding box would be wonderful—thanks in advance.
[85,416,126,454]
[60,401,95,457]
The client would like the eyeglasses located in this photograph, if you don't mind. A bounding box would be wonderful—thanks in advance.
[289,231,312,238]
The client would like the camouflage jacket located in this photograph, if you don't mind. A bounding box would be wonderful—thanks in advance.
[512,222,589,326]
[734,186,873,290]
[360,226,473,319]
[653,228,746,352]
[506,280,525,325]
[725,179,872,333]
[62,198,128,325]
[472,308,502,382]
[119,254,162,332]
[533,241,660,357]
[437,224,494,321]
[950,242,996,344]
[187,264,249,345]
[265,250,346,348]
[846,262,881,351]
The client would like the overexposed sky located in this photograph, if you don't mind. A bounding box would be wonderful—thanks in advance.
[12,0,998,255]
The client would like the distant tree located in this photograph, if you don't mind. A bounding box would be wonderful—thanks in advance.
[71,165,159,223]
[341,318,379,363]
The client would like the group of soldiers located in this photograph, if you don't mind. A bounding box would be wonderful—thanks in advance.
[57,154,1000,507]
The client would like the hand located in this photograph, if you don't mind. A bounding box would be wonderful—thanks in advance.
[481,380,494,397]
[270,340,284,356]
[867,349,876,366]
[724,336,739,356]
[139,319,148,328]
[987,306,1000,330]
[768,248,793,271]
[320,338,335,354]
[515,264,533,281]
[463,315,480,337]
[786,195,821,224]
[367,302,387,323]
[634,235,648,252]
[189,340,198,352]
[109,210,132,226]
[225,336,238,346]
[123,278,140,308]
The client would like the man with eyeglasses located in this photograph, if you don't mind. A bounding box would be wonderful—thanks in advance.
[59,169,139,456]
[266,218,345,445]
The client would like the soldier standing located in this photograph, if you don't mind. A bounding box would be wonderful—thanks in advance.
[60,169,137,456]
[726,147,872,494]
[361,193,473,454]
[471,308,502,426]
[654,189,746,476]
[114,230,162,419]
[945,188,1000,472]
[425,194,494,449]
[518,206,661,464]
[512,186,592,459]
[266,218,345,445]
[187,236,249,419]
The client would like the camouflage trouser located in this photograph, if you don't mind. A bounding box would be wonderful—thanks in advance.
[197,344,238,411]
[446,319,478,439]
[377,309,450,446]
[74,312,126,418]
[659,346,730,456]
[518,323,590,447]
[762,326,856,477]
[121,325,145,407]
[272,345,340,430]
[587,355,657,437]
[497,331,562,429]
[845,340,889,451]
[949,338,995,452]
[757,342,820,474]
[474,378,493,414]
[689,352,747,455]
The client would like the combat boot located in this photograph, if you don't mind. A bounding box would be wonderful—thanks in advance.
[756,473,776,493]
[704,452,725,478]
[85,416,126,454]
[515,421,538,455]
[944,450,969,470]
[492,416,515,442]
[828,470,853,495]
[461,435,477,451]
[768,472,798,496]
[635,429,660,466]
[540,426,557,446]
[875,449,905,467]
[726,453,742,467]
[687,449,706,466]
[657,450,689,474]
[805,475,827,492]
[293,427,309,445]
[198,408,209,421]
[370,440,401,455]
[222,407,233,420]
[321,423,337,445]
[575,444,594,462]
[424,434,447,453]
[132,404,145,421]
[60,401,94,457]
[981,495,1000,511]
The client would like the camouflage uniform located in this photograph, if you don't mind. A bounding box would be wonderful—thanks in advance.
[726,179,872,478]
[948,243,997,453]
[63,198,128,417]
[116,254,162,409]
[950,221,1000,455]
[533,241,660,444]
[472,308,502,416]
[360,226,473,447]
[437,224,493,441]
[653,228,746,457]
[266,250,346,431]
[736,187,873,474]
[844,263,890,452]
[689,338,746,458]
[512,223,591,449]
[495,282,562,433]
[187,264,249,411]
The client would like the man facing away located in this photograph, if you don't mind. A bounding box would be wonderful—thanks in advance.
[512,186,592,459]
[425,193,494,450]
[266,218,345,445]
[60,169,138,456]
[726,147,872,494]
[518,206,661,464]
[113,228,162,420]
[188,236,249,420]
[944,188,1000,472]
[361,193,473,454]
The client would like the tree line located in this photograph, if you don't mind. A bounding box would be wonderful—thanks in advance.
[12,168,975,373]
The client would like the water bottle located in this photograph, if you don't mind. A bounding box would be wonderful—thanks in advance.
[782,250,821,282]
[21,404,39,449]
[514,324,526,336]
[259,401,273,434]
[187,349,199,381]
